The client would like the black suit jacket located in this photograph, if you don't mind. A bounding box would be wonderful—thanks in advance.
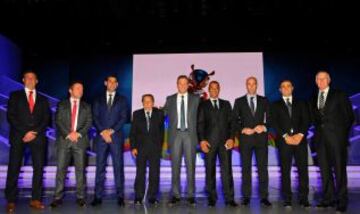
[130,108,165,152]
[7,90,50,144]
[232,95,270,143]
[310,88,354,145]
[55,99,92,149]
[271,98,310,145]
[197,99,234,145]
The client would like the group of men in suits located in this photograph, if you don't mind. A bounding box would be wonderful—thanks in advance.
[4,70,353,213]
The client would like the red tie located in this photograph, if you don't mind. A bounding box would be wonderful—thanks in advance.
[71,100,77,132]
[28,91,35,113]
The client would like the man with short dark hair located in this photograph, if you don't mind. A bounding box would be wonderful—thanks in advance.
[50,81,92,208]
[5,70,50,212]
[130,94,164,205]
[91,75,128,207]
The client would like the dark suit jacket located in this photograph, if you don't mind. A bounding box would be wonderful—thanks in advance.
[232,95,270,142]
[130,108,165,153]
[7,89,50,144]
[55,99,92,149]
[271,98,310,145]
[197,99,234,146]
[92,93,128,143]
[310,88,354,145]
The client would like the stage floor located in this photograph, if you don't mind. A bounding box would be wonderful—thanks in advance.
[1,166,360,213]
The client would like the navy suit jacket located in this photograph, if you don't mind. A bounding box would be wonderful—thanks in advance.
[92,92,128,143]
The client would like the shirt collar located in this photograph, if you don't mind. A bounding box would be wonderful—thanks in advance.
[247,94,257,99]
[70,97,80,103]
[144,109,152,115]
[106,91,116,97]
[177,92,188,98]
[282,96,293,102]
[319,87,330,94]
[25,87,36,94]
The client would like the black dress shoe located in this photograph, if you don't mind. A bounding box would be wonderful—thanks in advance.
[260,198,272,207]
[316,201,336,208]
[148,198,159,205]
[336,205,347,213]
[283,201,292,208]
[225,200,238,207]
[299,200,310,208]
[241,198,250,206]
[187,197,196,206]
[118,197,125,206]
[50,199,63,208]
[91,198,102,206]
[208,199,216,207]
[134,199,143,205]
[168,197,181,206]
[76,199,86,207]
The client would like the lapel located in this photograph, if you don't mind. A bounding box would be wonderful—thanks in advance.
[323,88,334,112]
[22,90,40,114]
[280,97,294,119]
[187,93,192,119]
[244,96,254,117]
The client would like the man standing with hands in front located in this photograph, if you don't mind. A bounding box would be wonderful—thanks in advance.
[197,81,237,207]
[91,75,128,207]
[271,80,310,208]
[232,76,272,207]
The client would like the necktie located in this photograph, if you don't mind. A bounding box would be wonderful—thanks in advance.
[319,91,325,111]
[71,100,77,132]
[28,90,35,113]
[250,96,255,116]
[180,95,186,131]
[213,99,219,110]
[286,98,292,117]
[107,94,113,109]
[146,111,151,132]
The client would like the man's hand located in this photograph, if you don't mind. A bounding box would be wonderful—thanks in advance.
[22,131,37,143]
[292,133,304,145]
[225,139,234,150]
[68,131,80,143]
[284,135,296,145]
[241,128,255,135]
[254,125,266,134]
[101,129,113,143]
[132,149,138,157]
[200,140,211,153]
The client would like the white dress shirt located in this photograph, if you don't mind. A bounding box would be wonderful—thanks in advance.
[246,94,257,111]
[70,97,80,131]
[106,91,116,105]
[210,97,219,109]
[177,92,188,129]
[25,87,36,103]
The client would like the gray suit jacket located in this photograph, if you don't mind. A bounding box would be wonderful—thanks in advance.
[164,93,200,146]
[55,99,92,149]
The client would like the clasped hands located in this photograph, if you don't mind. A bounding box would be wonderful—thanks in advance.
[200,139,234,154]
[100,129,114,143]
[284,133,304,145]
[22,131,37,143]
[241,125,266,135]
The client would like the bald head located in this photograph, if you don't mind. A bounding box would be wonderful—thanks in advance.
[246,76,258,95]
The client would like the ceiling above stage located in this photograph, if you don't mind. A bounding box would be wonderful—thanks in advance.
[0,0,359,58]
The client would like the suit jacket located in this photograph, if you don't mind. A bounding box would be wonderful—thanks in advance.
[92,92,128,143]
[310,88,354,145]
[271,98,310,145]
[197,98,234,146]
[164,93,200,146]
[55,99,92,149]
[130,108,165,152]
[232,95,270,142]
[7,89,50,144]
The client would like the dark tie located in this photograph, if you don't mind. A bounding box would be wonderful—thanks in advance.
[319,91,325,112]
[107,94,113,109]
[146,111,151,132]
[250,96,255,116]
[286,98,292,117]
[213,99,219,110]
[180,95,186,131]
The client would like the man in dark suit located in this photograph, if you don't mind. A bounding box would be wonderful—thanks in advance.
[130,94,164,205]
[5,70,50,212]
[232,76,272,207]
[50,81,92,208]
[91,75,128,207]
[197,81,237,207]
[271,80,310,208]
[310,71,354,213]
[164,75,200,206]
